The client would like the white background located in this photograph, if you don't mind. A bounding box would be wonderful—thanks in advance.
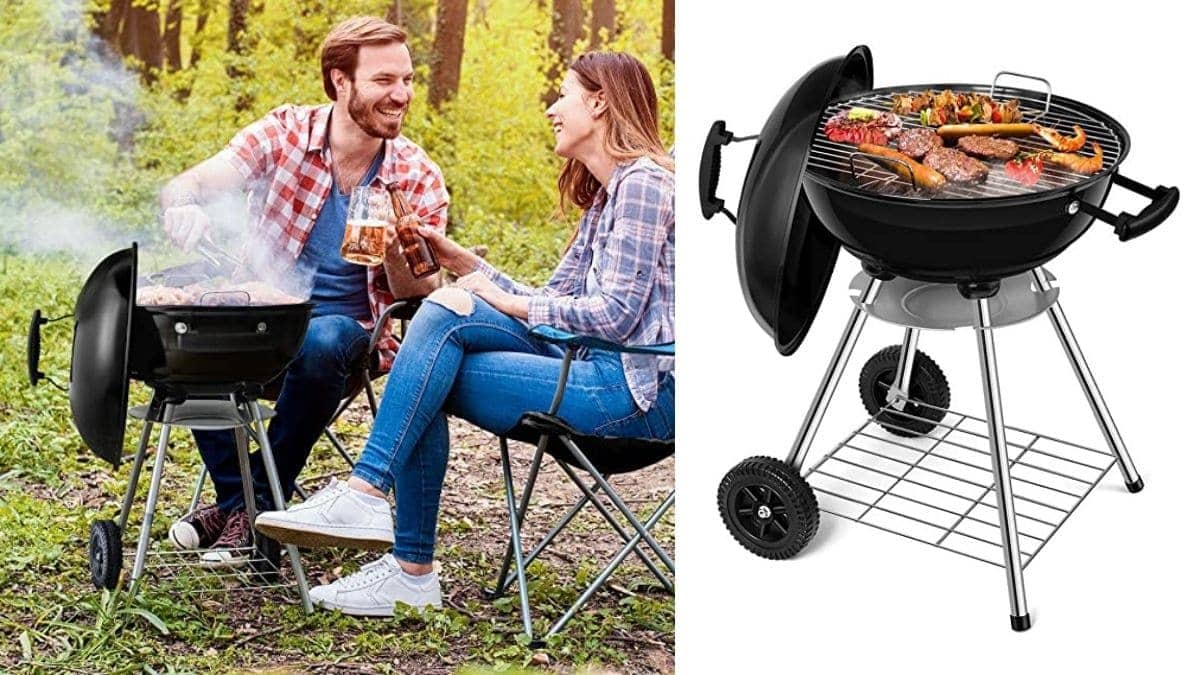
[675,2,1198,672]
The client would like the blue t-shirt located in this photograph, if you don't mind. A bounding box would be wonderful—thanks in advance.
[296,151,384,320]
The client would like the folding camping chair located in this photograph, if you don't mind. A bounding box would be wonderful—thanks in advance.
[487,325,676,642]
[183,299,420,511]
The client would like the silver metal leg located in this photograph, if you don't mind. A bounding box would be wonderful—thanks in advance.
[490,438,546,598]
[186,465,207,514]
[322,427,357,469]
[245,400,313,613]
[233,425,257,524]
[499,439,534,639]
[786,276,882,467]
[887,327,920,409]
[1032,268,1142,490]
[974,298,1031,631]
[117,419,155,530]
[546,492,674,638]
[130,407,174,585]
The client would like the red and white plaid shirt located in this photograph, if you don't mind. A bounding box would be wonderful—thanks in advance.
[217,104,449,372]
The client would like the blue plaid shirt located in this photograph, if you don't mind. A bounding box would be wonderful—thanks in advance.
[474,157,675,411]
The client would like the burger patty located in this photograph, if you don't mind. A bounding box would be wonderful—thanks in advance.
[923,147,989,184]
[957,135,1020,161]
[895,128,943,159]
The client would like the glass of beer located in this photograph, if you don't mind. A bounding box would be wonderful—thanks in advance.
[340,186,389,266]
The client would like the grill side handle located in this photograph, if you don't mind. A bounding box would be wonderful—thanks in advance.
[1075,174,1180,242]
[699,120,757,224]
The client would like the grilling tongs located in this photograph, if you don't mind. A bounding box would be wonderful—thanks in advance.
[195,236,243,278]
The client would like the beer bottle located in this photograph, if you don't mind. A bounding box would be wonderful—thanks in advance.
[384,182,440,279]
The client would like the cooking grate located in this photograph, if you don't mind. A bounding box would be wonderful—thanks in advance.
[807,84,1124,200]
[803,397,1115,569]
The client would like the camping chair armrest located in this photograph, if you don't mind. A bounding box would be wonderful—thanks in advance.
[528,324,674,356]
[367,299,423,353]
[529,324,674,416]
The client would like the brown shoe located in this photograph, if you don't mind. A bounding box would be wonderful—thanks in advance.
[199,510,253,568]
[168,504,229,550]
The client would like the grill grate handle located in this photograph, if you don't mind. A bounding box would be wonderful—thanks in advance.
[991,71,1053,120]
[1074,173,1180,242]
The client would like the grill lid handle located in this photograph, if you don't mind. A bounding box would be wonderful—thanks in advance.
[699,120,757,223]
[1074,173,1180,242]
[27,309,68,391]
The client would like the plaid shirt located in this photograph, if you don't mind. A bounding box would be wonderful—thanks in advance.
[217,104,449,372]
[475,157,675,411]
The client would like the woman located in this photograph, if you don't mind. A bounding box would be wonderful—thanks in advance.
[254,51,674,616]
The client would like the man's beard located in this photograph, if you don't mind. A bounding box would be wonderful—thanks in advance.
[347,83,403,139]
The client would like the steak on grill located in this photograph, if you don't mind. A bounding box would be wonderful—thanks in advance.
[957,135,1020,161]
[895,128,943,160]
[923,147,989,184]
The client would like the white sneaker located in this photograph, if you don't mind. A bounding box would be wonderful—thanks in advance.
[310,554,442,617]
[253,479,393,550]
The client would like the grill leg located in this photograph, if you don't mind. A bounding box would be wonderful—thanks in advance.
[974,298,1031,632]
[186,465,207,514]
[887,327,920,409]
[1032,268,1143,491]
[786,277,882,467]
[130,409,174,586]
[245,400,313,613]
[116,418,155,531]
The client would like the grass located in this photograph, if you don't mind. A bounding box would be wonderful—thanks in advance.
[0,253,674,673]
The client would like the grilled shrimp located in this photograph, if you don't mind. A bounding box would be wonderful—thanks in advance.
[1043,143,1104,175]
[1034,123,1087,152]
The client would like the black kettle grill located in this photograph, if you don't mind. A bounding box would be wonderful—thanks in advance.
[702,45,1179,631]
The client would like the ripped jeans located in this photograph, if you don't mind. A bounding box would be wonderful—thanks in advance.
[350,287,675,564]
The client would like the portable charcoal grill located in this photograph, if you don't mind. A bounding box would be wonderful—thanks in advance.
[700,46,1179,631]
[27,244,316,609]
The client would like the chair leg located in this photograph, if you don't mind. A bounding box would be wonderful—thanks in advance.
[550,461,674,592]
[323,427,357,470]
[974,297,1031,632]
[559,437,674,572]
[499,438,534,640]
[130,409,174,586]
[498,488,592,595]
[546,492,675,638]
[116,418,154,531]
[489,437,545,598]
[244,400,313,613]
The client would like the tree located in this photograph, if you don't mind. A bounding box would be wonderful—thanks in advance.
[228,0,249,55]
[163,0,184,71]
[119,1,163,82]
[590,0,614,49]
[544,0,582,107]
[386,1,403,25]
[662,0,673,62]
[429,0,468,110]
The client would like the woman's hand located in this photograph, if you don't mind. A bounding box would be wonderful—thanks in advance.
[416,225,479,277]
[456,272,529,319]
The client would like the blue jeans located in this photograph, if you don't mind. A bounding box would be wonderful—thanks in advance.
[351,289,674,564]
[195,314,370,512]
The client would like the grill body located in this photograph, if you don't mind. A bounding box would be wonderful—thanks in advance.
[803,84,1129,284]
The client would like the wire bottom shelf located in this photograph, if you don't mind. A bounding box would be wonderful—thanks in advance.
[803,401,1115,569]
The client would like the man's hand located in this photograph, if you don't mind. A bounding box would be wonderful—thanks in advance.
[162,204,212,253]
[416,226,480,277]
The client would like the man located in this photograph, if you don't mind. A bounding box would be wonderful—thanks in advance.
[158,16,447,566]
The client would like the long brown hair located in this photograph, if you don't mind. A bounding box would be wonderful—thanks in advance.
[557,52,674,215]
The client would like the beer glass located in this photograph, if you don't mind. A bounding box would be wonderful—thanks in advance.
[340,186,389,266]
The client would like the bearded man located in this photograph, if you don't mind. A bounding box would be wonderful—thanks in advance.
[156,16,448,565]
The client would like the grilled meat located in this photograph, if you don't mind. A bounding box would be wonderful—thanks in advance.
[923,147,989,184]
[823,109,903,145]
[957,136,1020,161]
[895,128,944,160]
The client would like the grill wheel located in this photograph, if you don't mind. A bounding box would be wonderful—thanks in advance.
[859,346,950,438]
[718,456,819,559]
[89,519,122,590]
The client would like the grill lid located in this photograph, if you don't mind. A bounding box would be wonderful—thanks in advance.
[70,244,136,468]
[735,45,872,355]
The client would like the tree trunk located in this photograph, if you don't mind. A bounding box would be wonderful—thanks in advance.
[386,0,403,25]
[163,0,184,71]
[544,0,583,107]
[590,0,614,49]
[95,0,129,49]
[429,0,468,110]
[227,0,249,55]
[190,1,211,68]
[661,0,674,62]
[119,2,163,82]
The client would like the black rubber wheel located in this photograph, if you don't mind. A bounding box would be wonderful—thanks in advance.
[718,456,819,560]
[859,345,951,438]
[89,520,122,590]
[249,535,281,584]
